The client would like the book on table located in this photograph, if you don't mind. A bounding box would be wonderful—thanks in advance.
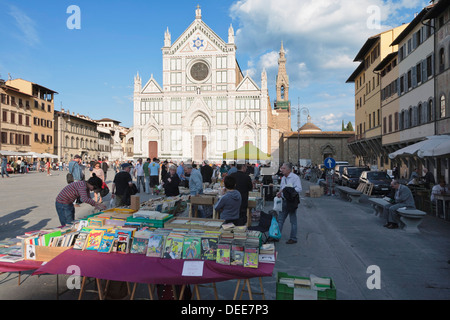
[182,236,201,260]
[97,232,115,253]
[146,234,166,258]
[83,230,105,251]
[244,246,259,268]
[130,236,149,254]
[200,236,219,261]
[216,243,231,265]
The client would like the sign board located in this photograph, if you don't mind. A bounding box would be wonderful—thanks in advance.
[324,157,336,169]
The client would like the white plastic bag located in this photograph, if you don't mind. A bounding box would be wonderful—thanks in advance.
[109,197,115,209]
[273,197,282,211]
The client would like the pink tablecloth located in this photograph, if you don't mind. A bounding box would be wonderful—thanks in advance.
[0,260,43,273]
[33,249,274,285]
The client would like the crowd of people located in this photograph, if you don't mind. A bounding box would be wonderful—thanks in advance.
[51,154,449,241]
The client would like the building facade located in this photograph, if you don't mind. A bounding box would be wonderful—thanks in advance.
[133,6,274,164]
[389,5,437,178]
[54,109,100,163]
[6,78,57,155]
[346,25,408,169]
[0,79,33,153]
[282,116,355,166]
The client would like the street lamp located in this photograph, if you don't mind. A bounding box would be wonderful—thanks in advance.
[297,98,309,167]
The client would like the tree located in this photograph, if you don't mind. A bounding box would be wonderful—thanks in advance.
[346,121,354,131]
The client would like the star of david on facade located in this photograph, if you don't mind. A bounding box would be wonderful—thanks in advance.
[193,37,204,50]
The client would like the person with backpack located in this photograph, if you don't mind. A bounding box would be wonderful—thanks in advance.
[276,163,302,244]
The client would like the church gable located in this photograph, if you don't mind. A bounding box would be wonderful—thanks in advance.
[236,75,260,92]
[170,20,227,55]
[142,76,163,94]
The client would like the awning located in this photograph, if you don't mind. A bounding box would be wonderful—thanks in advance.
[0,150,25,156]
[389,135,450,159]
[223,142,272,161]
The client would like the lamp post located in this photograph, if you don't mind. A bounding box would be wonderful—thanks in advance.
[297,98,309,167]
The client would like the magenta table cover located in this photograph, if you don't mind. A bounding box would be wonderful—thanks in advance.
[0,260,43,273]
[33,249,274,285]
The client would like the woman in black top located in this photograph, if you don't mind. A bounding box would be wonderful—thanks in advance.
[162,165,180,196]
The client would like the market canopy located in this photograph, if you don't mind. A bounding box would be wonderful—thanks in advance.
[223,142,272,161]
[389,135,450,159]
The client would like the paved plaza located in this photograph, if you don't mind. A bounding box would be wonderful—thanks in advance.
[0,169,449,300]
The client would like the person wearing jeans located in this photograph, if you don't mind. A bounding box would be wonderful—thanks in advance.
[134,158,146,193]
[276,163,302,244]
[1,156,9,178]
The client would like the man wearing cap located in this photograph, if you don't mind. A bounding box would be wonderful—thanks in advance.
[111,163,134,207]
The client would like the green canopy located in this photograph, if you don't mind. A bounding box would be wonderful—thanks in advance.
[222,142,272,161]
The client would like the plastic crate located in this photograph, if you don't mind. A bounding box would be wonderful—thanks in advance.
[276,272,336,300]
[126,214,173,228]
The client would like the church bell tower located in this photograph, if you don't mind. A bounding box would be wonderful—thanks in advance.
[275,41,290,110]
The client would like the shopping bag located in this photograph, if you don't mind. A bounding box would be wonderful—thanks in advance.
[100,182,109,197]
[273,197,282,211]
[269,216,281,240]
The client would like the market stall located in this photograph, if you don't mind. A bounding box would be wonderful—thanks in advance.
[222,142,272,161]
[0,207,276,300]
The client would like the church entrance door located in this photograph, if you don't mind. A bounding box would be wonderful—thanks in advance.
[149,141,158,159]
[193,135,207,163]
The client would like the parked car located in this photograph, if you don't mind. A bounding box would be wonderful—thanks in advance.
[334,165,349,185]
[341,167,369,188]
[359,171,392,195]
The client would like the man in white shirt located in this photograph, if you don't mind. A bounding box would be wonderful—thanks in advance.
[431,179,449,218]
[276,163,302,244]
[134,158,145,193]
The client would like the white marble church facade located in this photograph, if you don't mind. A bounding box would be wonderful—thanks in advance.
[133,6,272,163]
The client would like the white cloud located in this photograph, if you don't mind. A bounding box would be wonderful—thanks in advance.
[8,5,39,47]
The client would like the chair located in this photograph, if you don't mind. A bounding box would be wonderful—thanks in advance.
[248,211,273,244]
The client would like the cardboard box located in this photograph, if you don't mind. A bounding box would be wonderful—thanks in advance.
[130,195,140,211]
[309,185,322,198]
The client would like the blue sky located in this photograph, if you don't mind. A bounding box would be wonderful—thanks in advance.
[0,0,428,130]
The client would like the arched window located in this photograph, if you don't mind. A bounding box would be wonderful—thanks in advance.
[280,85,285,100]
[428,99,433,122]
[441,94,446,118]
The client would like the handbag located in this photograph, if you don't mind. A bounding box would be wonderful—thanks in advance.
[100,182,109,197]
[66,173,74,184]
[268,216,281,240]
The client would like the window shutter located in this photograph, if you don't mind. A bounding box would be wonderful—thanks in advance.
[397,78,401,96]
[412,67,417,88]
[430,53,434,76]
[431,98,435,121]
[413,106,418,126]
[422,60,427,82]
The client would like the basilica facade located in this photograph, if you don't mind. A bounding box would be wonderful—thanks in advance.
[133,6,290,164]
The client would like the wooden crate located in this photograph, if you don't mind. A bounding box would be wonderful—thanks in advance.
[25,245,72,262]
[189,195,217,205]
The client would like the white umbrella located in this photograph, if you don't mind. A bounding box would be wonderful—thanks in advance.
[389,135,450,159]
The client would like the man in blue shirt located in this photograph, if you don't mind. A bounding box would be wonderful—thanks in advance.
[185,163,205,217]
[149,158,160,192]
[177,161,185,182]
[1,155,9,178]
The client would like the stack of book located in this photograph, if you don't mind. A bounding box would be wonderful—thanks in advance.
[0,238,24,263]
[259,243,276,264]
